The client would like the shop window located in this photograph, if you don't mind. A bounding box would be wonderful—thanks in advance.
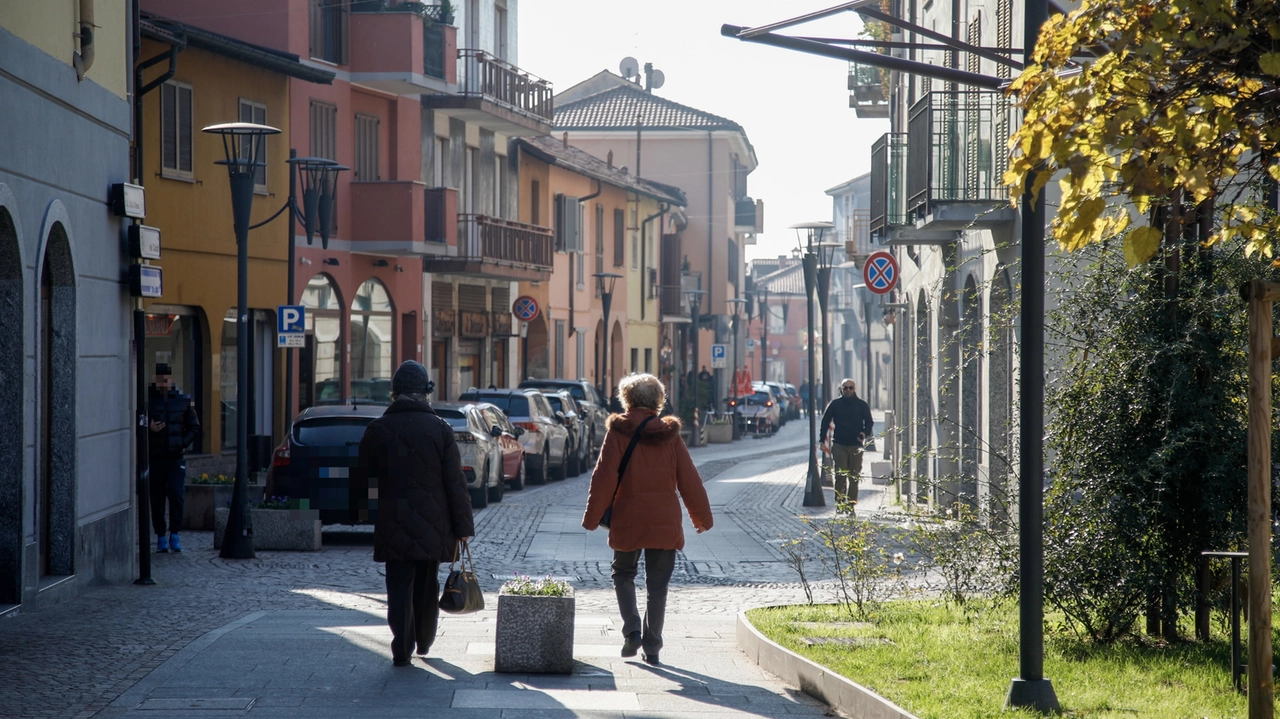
[350,278,394,402]
[301,274,343,409]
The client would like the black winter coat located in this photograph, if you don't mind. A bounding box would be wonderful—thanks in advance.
[148,387,200,461]
[356,398,475,563]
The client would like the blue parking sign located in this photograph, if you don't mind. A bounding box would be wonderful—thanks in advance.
[278,305,305,333]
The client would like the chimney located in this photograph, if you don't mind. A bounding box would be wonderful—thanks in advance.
[619,166,628,175]
[607,150,613,169]
[562,131,569,148]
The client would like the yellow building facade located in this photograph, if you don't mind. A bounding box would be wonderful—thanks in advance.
[137,19,334,469]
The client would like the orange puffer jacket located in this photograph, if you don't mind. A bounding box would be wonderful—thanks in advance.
[582,409,713,551]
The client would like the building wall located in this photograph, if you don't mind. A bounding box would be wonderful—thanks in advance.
[138,40,297,456]
[140,0,303,58]
[0,0,131,100]
[0,15,133,609]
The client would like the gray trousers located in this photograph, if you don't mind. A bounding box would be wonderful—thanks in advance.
[612,548,677,656]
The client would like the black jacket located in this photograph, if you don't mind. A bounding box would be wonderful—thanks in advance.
[819,394,874,448]
[148,387,200,461]
[356,398,475,563]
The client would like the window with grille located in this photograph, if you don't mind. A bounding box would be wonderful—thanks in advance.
[613,208,625,267]
[311,101,337,160]
[160,81,193,180]
[309,0,348,65]
[355,113,380,181]
[238,99,267,190]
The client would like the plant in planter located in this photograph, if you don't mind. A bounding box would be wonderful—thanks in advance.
[495,576,574,674]
[213,496,322,552]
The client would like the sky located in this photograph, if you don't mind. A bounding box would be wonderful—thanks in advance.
[520,0,889,263]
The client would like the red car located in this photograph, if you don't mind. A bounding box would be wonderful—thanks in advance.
[476,403,527,491]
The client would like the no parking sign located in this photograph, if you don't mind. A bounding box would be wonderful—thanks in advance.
[863,251,899,295]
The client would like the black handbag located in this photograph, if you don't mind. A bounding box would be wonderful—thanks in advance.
[439,539,484,614]
[599,415,656,530]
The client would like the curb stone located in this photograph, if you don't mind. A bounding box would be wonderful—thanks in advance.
[737,608,921,719]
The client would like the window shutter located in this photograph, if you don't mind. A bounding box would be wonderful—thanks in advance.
[431,281,454,310]
[613,208,624,267]
[554,195,581,253]
[177,86,192,173]
[355,113,380,181]
[161,83,176,170]
[458,284,487,312]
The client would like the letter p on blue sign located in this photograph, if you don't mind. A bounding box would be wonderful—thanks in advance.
[278,305,305,334]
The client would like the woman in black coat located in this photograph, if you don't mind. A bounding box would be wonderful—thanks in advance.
[356,361,475,666]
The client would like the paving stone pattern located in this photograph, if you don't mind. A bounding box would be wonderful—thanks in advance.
[0,420,905,718]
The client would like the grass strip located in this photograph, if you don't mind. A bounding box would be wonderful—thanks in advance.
[747,601,1262,718]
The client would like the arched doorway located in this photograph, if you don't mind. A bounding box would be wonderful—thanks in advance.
[960,275,982,508]
[38,221,75,578]
[914,290,931,504]
[350,278,394,402]
[987,268,1014,526]
[300,274,342,409]
[0,204,22,602]
[525,315,548,379]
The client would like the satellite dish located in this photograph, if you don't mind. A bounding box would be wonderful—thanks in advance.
[649,69,665,90]
[619,57,640,81]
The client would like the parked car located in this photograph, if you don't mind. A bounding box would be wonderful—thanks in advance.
[782,383,803,418]
[476,403,527,491]
[434,401,507,509]
[517,379,608,455]
[458,388,570,483]
[740,385,782,436]
[762,381,797,423]
[265,402,499,523]
[539,389,589,477]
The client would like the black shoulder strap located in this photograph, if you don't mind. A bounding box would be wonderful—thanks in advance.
[616,415,657,485]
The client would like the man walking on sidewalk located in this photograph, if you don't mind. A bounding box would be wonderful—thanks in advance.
[148,364,200,553]
[819,379,874,511]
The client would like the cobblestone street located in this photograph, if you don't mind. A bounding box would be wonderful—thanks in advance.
[1,419,903,718]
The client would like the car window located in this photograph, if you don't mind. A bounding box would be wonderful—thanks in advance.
[481,407,504,432]
[462,393,530,416]
[294,417,372,445]
[544,395,563,412]
[435,408,470,433]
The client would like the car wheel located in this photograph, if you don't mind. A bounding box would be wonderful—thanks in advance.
[488,461,505,503]
[470,482,488,510]
[550,444,567,481]
[567,442,580,477]
[530,448,549,484]
[507,457,525,491]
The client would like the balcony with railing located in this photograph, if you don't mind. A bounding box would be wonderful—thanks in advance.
[905,91,1018,234]
[659,286,688,321]
[423,49,552,136]
[848,63,889,119]
[844,208,872,259]
[422,213,553,281]
[869,133,909,241]
[348,2,455,93]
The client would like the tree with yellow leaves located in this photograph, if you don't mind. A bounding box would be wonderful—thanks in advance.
[1005,0,1280,266]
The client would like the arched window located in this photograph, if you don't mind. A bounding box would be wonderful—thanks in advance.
[301,274,343,408]
[349,278,394,402]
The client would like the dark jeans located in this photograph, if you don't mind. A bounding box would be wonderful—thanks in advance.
[385,560,441,662]
[612,548,677,656]
[149,458,186,536]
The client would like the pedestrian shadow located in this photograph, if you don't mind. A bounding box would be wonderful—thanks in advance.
[629,659,828,717]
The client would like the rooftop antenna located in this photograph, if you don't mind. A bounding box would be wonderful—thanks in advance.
[619,57,640,82]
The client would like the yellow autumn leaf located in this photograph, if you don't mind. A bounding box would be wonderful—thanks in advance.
[1261,53,1280,77]
[1123,225,1163,267]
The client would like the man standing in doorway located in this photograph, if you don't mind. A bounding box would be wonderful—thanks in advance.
[148,364,201,553]
[819,378,874,512]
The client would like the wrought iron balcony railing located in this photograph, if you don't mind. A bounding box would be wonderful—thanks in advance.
[457,214,553,268]
[869,133,908,238]
[906,91,1018,220]
[458,49,553,123]
[848,63,889,119]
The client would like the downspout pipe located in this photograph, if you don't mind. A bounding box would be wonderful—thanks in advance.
[640,202,670,322]
[73,0,95,81]
[571,179,603,339]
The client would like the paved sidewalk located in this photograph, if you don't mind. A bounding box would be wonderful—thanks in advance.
[1,415,899,718]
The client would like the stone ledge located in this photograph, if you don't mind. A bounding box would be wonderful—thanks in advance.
[213,507,322,551]
[736,609,920,719]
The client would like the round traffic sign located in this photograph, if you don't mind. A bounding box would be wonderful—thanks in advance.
[512,295,540,322]
[863,251,899,295]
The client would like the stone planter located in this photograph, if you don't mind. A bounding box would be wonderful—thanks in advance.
[706,423,734,444]
[213,507,321,551]
[494,589,575,674]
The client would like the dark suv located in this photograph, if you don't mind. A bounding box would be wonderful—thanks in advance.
[517,379,608,455]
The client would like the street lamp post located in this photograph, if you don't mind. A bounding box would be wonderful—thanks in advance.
[595,272,622,400]
[793,222,834,508]
[202,122,345,559]
[816,241,843,420]
[756,286,770,385]
[685,289,708,439]
[727,297,748,440]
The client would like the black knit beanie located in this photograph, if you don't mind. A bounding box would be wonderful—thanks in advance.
[391,360,432,396]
